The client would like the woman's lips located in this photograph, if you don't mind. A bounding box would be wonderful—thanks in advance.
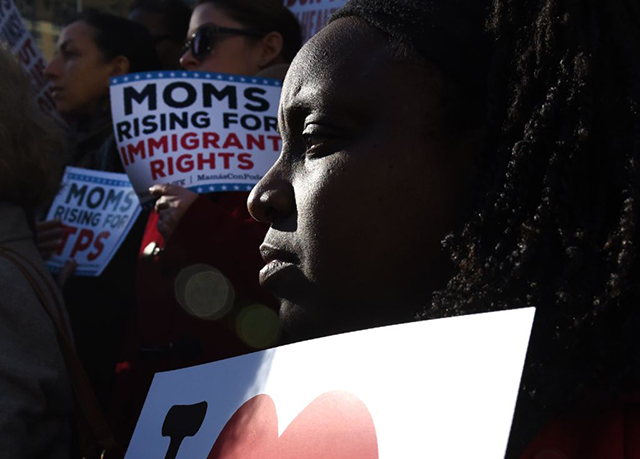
[259,244,300,289]
[259,259,297,287]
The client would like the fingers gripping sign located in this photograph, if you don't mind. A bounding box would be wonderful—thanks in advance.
[35,219,64,260]
[150,184,199,241]
[55,258,78,290]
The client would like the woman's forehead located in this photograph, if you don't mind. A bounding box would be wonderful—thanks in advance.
[283,19,394,103]
[278,18,442,140]
[300,18,389,70]
[189,3,240,35]
[58,21,95,47]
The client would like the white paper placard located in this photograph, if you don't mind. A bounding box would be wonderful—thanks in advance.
[110,71,282,207]
[126,308,535,459]
[285,0,348,43]
[0,0,59,121]
[45,167,142,277]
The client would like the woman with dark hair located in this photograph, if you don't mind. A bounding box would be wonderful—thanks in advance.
[40,10,160,413]
[248,0,640,456]
[109,0,302,450]
[180,0,302,78]
[146,0,301,242]
[129,0,192,70]
[43,9,159,171]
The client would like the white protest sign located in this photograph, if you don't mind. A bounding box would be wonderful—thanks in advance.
[0,0,58,121]
[127,308,535,459]
[285,0,347,43]
[46,167,142,277]
[110,71,282,207]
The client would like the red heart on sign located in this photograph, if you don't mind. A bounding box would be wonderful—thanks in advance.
[208,390,378,459]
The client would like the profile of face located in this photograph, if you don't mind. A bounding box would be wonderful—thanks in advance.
[44,21,127,116]
[248,18,478,340]
[180,3,281,75]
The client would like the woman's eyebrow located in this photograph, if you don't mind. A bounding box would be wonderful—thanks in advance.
[57,39,74,53]
[280,77,373,133]
[278,100,307,137]
[283,98,312,119]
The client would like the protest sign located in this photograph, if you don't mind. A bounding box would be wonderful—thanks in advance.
[110,71,282,207]
[284,0,347,42]
[46,167,142,277]
[126,307,535,459]
[0,0,58,121]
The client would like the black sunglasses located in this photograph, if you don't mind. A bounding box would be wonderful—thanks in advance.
[183,24,263,61]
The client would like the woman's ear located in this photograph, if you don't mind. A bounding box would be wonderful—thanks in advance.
[257,31,284,68]
[110,56,131,77]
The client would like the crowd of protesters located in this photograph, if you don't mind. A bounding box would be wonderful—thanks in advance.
[0,0,639,457]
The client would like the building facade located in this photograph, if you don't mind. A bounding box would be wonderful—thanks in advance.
[14,0,133,60]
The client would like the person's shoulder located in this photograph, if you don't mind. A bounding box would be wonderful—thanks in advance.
[0,205,33,245]
[0,206,62,311]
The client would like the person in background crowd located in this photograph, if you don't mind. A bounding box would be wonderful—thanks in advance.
[180,0,301,79]
[109,0,302,450]
[39,10,160,412]
[43,9,159,172]
[129,0,192,70]
[0,44,72,458]
[248,0,640,457]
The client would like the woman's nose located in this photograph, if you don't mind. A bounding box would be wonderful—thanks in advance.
[247,165,295,225]
[179,49,199,70]
[43,55,61,80]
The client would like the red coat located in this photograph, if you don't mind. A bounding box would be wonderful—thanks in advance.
[109,192,277,450]
[521,392,640,458]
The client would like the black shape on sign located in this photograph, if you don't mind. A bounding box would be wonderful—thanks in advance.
[162,401,208,459]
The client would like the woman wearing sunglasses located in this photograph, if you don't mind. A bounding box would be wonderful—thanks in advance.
[109,0,302,451]
[180,0,301,79]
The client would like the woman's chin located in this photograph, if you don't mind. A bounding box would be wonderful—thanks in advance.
[279,298,378,343]
[278,298,335,343]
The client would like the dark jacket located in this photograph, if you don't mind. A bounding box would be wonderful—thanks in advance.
[110,192,277,447]
[0,205,74,458]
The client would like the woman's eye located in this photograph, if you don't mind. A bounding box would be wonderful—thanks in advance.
[302,133,324,149]
[301,125,341,158]
[61,49,79,59]
[301,133,333,158]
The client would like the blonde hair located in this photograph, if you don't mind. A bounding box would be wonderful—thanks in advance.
[0,45,63,210]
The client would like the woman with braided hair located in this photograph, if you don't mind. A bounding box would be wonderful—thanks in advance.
[248,0,640,456]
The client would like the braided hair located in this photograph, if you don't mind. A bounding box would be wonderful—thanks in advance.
[334,0,640,453]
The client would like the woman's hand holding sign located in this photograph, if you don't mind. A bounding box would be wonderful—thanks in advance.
[151,184,199,241]
[35,219,64,260]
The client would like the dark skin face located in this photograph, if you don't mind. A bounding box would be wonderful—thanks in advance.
[248,18,477,341]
